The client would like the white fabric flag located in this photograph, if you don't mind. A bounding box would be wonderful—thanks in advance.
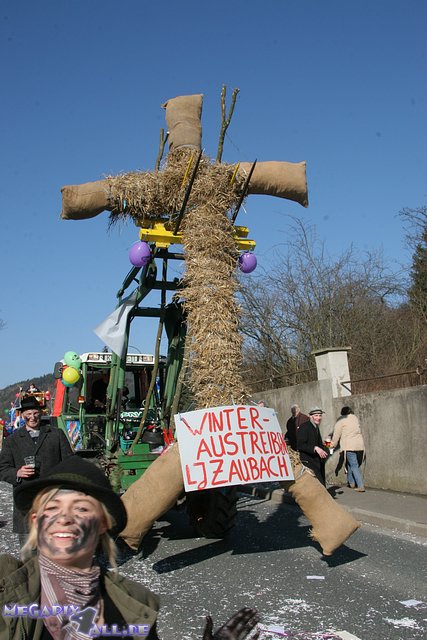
[93,290,138,357]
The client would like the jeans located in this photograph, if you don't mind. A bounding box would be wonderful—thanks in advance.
[346,451,364,488]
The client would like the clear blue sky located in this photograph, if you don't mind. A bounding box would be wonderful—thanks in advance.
[1,0,426,389]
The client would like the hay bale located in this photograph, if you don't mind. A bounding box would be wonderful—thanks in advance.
[105,149,245,227]
[177,153,247,407]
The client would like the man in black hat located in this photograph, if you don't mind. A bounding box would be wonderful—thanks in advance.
[296,407,329,485]
[0,395,73,538]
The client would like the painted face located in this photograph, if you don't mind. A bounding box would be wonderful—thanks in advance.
[34,490,107,569]
[22,410,41,430]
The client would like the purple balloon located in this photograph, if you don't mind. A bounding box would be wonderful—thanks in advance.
[129,241,151,267]
[239,252,257,273]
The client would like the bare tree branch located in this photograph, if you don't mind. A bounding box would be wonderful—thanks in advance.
[155,128,169,171]
[216,85,239,163]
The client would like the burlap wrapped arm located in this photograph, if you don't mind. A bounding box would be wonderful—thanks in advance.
[283,459,360,555]
[61,180,111,220]
[119,443,184,550]
[238,161,308,207]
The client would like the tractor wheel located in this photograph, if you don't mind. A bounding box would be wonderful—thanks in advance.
[186,487,238,538]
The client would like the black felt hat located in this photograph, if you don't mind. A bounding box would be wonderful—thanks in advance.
[20,395,42,412]
[14,456,127,534]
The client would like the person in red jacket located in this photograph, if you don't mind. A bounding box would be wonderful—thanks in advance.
[284,404,309,451]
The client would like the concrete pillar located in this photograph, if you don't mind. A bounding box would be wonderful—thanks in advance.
[312,347,351,398]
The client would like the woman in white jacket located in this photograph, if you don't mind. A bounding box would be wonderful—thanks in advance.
[331,406,366,492]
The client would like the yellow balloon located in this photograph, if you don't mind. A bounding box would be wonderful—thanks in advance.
[62,366,80,385]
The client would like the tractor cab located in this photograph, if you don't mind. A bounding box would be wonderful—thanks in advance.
[52,351,165,456]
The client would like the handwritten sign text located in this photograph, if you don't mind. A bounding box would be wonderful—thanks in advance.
[175,405,294,491]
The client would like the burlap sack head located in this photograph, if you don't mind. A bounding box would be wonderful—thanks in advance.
[162,94,203,151]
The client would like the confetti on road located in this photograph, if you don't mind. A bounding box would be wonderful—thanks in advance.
[399,599,425,608]
[384,616,421,630]
[258,625,361,639]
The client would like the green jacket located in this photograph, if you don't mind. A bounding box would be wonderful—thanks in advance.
[0,554,160,640]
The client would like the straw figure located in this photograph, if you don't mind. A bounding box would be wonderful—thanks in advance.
[60,90,359,555]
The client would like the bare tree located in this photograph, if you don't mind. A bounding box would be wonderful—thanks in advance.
[238,218,420,389]
[399,205,427,250]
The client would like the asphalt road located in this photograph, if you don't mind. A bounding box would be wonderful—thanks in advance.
[0,484,426,639]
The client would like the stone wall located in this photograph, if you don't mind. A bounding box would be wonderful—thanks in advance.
[254,384,427,495]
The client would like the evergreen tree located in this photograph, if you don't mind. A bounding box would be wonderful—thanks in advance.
[400,205,427,322]
[409,228,427,320]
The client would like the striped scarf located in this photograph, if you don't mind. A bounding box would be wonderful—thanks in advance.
[39,553,102,640]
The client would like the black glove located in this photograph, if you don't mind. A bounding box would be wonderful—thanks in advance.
[202,607,260,640]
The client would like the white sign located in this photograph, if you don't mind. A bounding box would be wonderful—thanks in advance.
[174,405,294,492]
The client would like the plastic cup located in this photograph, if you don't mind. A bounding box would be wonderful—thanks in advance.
[24,456,35,468]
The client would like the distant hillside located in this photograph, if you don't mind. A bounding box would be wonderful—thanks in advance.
[0,374,56,418]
